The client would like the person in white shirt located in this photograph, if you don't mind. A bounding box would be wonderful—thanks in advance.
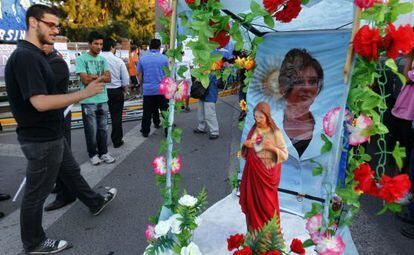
[101,38,130,148]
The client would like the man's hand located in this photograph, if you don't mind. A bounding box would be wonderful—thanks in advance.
[83,79,105,98]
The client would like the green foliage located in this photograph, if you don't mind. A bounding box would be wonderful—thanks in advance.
[310,159,324,177]
[145,236,175,255]
[304,203,324,219]
[320,134,333,154]
[392,141,407,170]
[244,214,284,253]
[172,128,183,144]
[51,0,155,43]
[377,202,402,215]
[229,166,241,189]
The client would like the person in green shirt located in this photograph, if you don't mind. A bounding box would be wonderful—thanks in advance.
[76,31,115,165]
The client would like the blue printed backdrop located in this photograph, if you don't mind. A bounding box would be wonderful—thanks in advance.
[0,0,32,41]
[241,30,352,216]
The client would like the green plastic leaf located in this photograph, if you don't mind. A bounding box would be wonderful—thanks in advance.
[162,66,171,77]
[304,203,324,219]
[392,141,406,170]
[263,15,275,28]
[320,134,332,154]
[302,239,315,248]
[159,139,168,154]
[172,128,183,144]
[312,165,324,176]
[177,66,188,79]
[386,58,407,85]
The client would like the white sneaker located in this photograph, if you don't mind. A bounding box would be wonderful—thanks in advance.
[90,155,101,165]
[100,153,115,164]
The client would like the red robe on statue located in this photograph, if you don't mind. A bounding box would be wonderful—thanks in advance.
[239,127,281,231]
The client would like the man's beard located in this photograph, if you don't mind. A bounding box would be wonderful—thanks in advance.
[36,26,54,45]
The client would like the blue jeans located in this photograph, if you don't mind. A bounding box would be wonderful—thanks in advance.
[20,138,104,250]
[81,103,109,158]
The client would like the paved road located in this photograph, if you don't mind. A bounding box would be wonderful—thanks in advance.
[0,95,413,254]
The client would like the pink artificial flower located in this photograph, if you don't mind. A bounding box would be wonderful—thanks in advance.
[306,213,323,234]
[159,77,177,100]
[157,0,173,16]
[152,156,167,175]
[145,224,156,241]
[323,107,352,137]
[174,80,189,101]
[347,114,373,146]
[315,234,346,255]
[171,156,182,174]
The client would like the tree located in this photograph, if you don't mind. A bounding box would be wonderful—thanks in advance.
[50,0,155,44]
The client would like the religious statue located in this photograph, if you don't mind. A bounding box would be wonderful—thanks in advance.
[239,102,288,231]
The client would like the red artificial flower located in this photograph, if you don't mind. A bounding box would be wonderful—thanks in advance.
[263,0,284,13]
[353,25,381,61]
[353,163,379,195]
[185,0,195,4]
[234,246,253,255]
[384,23,414,59]
[377,174,411,203]
[290,238,305,255]
[260,251,282,255]
[227,234,245,251]
[354,0,381,9]
[209,22,231,48]
[274,0,302,23]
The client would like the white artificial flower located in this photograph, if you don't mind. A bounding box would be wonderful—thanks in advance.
[180,242,202,255]
[178,194,198,207]
[154,220,171,238]
[194,217,202,227]
[169,214,182,234]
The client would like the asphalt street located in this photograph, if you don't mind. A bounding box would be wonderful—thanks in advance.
[0,95,414,255]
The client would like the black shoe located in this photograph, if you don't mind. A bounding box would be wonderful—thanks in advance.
[396,211,414,225]
[90,187,117,216]
[401,225,414,239]
[44,199,76,212]
[154,124,161,129]
[142,133,149,138]
[113,140,124,148]
[0,193,11,201]
[193,128,207,134]
[0,211,4,218]
[25,238,68,254]
[209,134,219,140]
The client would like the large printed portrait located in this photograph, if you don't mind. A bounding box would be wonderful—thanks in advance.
[242,30,352,216]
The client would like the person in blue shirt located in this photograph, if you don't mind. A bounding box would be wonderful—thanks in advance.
[137,39,169,137]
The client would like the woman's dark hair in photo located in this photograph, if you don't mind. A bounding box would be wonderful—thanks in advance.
[278,48,324,97]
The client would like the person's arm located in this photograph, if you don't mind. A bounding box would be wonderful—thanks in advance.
[120,60,130,87]
[30,80,105,112]
[79,73,98,85]
[99,70,111,83]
